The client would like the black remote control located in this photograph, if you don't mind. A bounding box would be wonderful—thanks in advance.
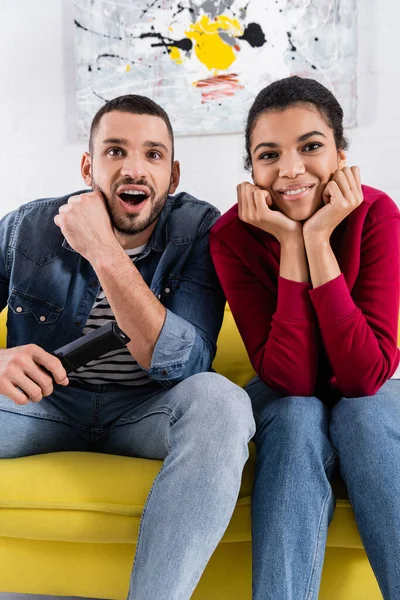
[53,322,131,374]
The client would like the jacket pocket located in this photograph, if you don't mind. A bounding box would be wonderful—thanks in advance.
[7,289,63,346]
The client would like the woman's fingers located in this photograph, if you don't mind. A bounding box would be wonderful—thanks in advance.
[237,182,268,223]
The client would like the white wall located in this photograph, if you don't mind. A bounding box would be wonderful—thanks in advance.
[0,0,399,219]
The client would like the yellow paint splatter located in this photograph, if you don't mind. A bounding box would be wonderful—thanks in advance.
[169,46,183,65]
[125,64,131,72]
[185,15,243,71]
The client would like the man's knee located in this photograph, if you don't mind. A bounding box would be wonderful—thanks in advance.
[174,372,255,440]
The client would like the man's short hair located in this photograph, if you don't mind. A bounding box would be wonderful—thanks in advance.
[89,95,175,160]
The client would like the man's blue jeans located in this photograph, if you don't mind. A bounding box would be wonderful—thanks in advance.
[0,373,255,600]
[247,377,400,600]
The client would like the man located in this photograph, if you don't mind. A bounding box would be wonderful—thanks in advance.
[0,95,255,599]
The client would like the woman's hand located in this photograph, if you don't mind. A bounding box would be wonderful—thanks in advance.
[303,166,363,241]
[237,182,301,243]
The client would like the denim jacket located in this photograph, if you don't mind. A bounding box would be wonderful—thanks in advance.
[0,191,225,386]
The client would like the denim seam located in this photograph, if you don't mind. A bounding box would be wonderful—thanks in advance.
[340,491,387,598]
[92,393,101,430]
[19,199,67,211]
[322,455,336,472]
[128,459,165,598]
[10,245,68,267]
[127,410,175,597]
[7,210,21,278]
[115,406,173,427]
[165,412,177,453]
[148,360,187,372]
[9,288,63,311]
[305,482,333,600]
[0,406,90,431]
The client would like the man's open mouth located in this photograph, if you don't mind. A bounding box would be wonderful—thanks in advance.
[119,190,149,205]
[115,184,152,212]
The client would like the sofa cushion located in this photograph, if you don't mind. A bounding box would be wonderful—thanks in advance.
[0,445,363,549]
[0,448,255,545]
[212,305,256,388]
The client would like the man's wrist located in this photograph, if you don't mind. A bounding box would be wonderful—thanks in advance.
[88,238,125,272]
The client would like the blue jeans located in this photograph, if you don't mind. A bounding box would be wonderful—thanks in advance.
[0,373,255,600]
[247,376,400,600]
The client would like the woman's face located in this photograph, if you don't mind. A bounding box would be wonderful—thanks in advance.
[250,104,346,221]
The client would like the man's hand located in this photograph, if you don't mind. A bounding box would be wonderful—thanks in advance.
[237,182,302,243]
[303,166,363,241]
[0,345,68,405]
[54,191,117,262]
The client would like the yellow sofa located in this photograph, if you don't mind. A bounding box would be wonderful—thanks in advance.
[0,307,383,599]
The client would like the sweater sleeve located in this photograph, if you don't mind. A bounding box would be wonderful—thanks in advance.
[210,232,320,396]
[309,213,400,398]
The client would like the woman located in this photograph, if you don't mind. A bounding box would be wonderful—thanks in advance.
[210,76,400,599]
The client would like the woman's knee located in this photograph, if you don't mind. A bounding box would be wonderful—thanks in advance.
[330,380,400,452]
[250,392,334,478]
[250,381,328,432]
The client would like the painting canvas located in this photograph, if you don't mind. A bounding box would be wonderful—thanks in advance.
[73,0,358,136]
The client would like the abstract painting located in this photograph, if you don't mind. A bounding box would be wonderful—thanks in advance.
[73,0,358,136]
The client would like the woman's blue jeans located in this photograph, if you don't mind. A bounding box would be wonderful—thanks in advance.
[247,377,400,600]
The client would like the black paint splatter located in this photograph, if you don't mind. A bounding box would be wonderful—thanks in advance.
[97,53,136,66]
[74,19,122,41]
[239,2,251,18]
[140,0,159,19]
[137,32,193,53]
[93,90,108,102]
[239,23,266,47]
[287,31,296,51]
[172,3,195,19]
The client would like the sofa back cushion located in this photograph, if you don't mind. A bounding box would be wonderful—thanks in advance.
[213,305,255,388]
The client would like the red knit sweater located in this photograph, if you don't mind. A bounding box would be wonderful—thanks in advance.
[210,185,400,398]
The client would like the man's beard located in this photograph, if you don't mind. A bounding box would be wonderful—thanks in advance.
[93,176,170,236]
